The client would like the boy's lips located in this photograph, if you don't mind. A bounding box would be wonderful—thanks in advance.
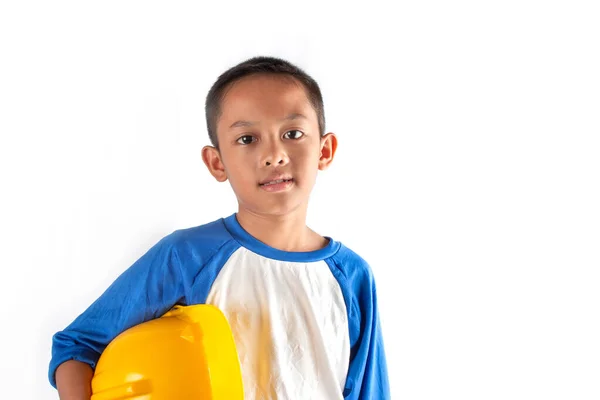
[258,175,293,186]
[259,175,294,192]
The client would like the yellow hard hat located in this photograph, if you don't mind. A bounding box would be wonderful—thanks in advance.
[90,304,244,400]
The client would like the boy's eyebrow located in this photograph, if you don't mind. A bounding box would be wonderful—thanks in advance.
[229,113,307,129]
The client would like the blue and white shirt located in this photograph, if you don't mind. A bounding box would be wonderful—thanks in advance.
[49,214,389,399]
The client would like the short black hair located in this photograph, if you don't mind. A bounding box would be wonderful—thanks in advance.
[205,56,325,148]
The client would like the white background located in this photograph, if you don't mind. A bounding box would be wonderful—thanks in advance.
[1,1,599,399]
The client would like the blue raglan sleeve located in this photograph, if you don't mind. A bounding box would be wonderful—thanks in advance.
[48,233,186,388]
[328,248,390,399]
[346,283,389,399]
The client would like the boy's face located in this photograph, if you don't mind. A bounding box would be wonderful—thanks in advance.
[202,74,336,217]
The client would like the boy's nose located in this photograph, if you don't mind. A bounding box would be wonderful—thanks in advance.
[263,144,289,166]
[265,158,285,166]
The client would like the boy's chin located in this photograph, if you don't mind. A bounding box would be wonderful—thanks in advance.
[240,200,308,218]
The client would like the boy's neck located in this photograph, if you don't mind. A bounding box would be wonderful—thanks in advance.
[235,207,328,253]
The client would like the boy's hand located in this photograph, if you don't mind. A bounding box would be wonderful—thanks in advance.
[55,360,93,400]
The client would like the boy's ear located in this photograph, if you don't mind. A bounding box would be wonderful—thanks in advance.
[202,146,228,182]
[318,132,338,171]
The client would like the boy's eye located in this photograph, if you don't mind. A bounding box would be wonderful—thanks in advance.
[283,130,304,140]
[236,135,256,145]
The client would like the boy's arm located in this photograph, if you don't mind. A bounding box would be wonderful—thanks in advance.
[344,282,390,400]
[49,234,186,391]
[55,360,93,400]
[329,252,390,400]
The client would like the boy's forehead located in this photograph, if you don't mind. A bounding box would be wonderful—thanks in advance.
[218,74,317,126]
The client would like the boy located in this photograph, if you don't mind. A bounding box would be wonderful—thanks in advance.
[50,56,390,399]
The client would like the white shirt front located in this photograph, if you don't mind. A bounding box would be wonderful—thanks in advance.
[207,247,350,400]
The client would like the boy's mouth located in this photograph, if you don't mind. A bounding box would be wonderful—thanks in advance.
[259,178,294,187]
[259,175,293,187]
